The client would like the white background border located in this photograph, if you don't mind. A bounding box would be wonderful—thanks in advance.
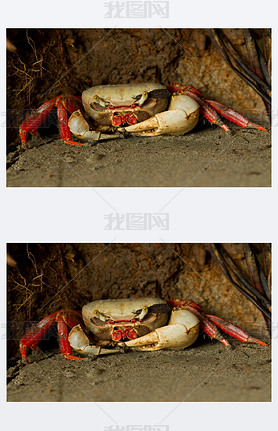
[1,0,277,429]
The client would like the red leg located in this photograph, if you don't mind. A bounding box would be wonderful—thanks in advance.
[167,84,267,132]
[167,84,203,98]
[61,309,83,328]
[205,100,267,131]
[19,312,57,362]
[199,320,230,346]
[20,309,84,362]
[61,95,82,115]
[182,304,230,346]
[205,314,267,346]
[19,95,83,148]
[56,99,83,146]
[168,298,230,346]
[168,298,205,313]
[167,84,230,131]
[169,298,267,347]
[56,312,83,360]
[198,104,230,131]
[19,98,57,147]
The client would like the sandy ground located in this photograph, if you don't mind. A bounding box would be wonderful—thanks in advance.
[7,341,271,402]
[7,127,271,187]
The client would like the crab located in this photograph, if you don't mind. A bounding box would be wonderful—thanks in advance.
[19,83,267,148]
[19,297,267,362]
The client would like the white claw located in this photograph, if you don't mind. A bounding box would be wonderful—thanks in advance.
[123,309,199,351]
[69,325,119,356]
[123,95,199,136]
[68,110,123,142]
[68,110,89,136]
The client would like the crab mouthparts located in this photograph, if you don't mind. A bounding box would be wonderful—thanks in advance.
[112,328,137,341]
[112,113,137,127]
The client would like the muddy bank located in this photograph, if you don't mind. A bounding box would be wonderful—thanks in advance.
[7,127,271,187]
[7,341,271,402]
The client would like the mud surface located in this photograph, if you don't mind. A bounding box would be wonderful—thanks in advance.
[7,127,271,187]
[7,341,271,402]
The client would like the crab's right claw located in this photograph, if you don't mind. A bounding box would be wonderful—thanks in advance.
[68,110,124,142]
[122,309,199,351]
[68,324,121,356]
[123,95,199,136]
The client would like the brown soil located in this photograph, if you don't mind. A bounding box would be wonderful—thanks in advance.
[7,342,271,402]
[6,127,271,187]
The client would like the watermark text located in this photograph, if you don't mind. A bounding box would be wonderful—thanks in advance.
[104,1,169,18]
[104,426,169,431]
[104,213,169,230]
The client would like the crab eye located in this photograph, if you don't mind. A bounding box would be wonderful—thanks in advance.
[137,91,148,106]
[137,305,149,320]
[93,310,106,322]
[92,95,106,107]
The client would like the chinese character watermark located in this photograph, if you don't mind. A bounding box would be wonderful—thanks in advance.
[104,213,169,230]
[272,110,278,127]
[104,1,169,18]
[3,321,59,341]
[104,426,169,431]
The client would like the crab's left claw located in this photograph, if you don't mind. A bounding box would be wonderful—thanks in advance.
[68,110,124,142]
[122,95,199,136]
[121,309,199,351]
[168,84,268,132]
[170,298,267,347]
